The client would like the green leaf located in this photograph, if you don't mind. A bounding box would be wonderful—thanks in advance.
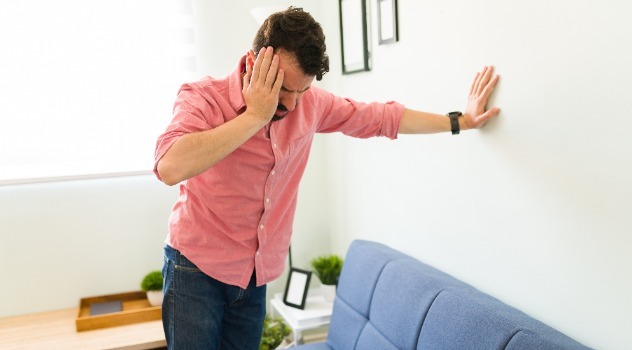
[309,255,344,285]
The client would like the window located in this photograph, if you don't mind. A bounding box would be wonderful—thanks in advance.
[0,0,196,185]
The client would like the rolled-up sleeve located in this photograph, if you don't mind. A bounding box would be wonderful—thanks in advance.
[153,84,215,181]
[315,89,405,140]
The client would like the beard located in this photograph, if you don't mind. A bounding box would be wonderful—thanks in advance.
[270,104,289,122]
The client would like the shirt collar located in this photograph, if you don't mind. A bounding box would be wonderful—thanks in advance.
[228,55,247,111]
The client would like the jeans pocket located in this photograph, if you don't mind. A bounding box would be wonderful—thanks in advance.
[174,251,204,274]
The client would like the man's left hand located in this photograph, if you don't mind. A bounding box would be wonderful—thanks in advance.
[463,66,501,130]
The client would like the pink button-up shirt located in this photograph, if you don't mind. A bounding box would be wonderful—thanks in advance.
[154,57,404,288]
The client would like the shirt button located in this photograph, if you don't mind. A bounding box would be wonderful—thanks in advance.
[273,144,277,148]
[266,198,270,203]
[271,170,276,175]
[259,224,264,230]
[256,251,261,256]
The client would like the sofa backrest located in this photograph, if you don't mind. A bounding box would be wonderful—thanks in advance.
[326,240,592,350]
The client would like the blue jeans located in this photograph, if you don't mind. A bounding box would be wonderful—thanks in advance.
[162,245,267,350]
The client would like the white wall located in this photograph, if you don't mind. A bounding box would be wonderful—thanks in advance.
[318,1,632,350]
[0,175,178,317]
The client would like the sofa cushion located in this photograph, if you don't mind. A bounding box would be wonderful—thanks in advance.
[327,240,412,349]
[506,330,568,350]
[363,260,460,349]
[465,289,591,350]
[335,240,412,317]
[417,289,520,350]
[326,298,367,349]
[355,323,399,350]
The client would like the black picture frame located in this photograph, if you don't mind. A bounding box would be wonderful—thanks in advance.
[283,267,312,309]
[339,0,370,74]
[377,0,398,45]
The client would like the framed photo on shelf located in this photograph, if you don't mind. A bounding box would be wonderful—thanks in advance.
[339,0,370,74]
[378,0,399,45]
[283,267,312,309]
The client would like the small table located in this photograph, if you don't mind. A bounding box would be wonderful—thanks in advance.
[269,291,334,347]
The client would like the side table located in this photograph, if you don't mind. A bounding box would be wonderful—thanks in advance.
[269,291,333,347]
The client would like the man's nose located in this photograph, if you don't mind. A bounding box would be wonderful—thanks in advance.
[279,92,299,111]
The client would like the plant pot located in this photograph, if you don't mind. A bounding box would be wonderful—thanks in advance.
[275,338,292,349]
[146,290,163,307]
[320,284,336,303]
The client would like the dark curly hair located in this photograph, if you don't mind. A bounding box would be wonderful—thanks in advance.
[253,7,329,81]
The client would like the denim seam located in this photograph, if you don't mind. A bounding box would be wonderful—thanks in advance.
[167,256,175,349]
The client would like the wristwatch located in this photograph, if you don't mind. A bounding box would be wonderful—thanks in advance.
[447,111,463,135]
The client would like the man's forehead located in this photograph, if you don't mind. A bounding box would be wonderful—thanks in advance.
[280,75,313,93]
[279,66,314,92]
[264,49,314,91]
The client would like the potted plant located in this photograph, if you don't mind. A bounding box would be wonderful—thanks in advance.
[309,254,344,303]
[141,270,163,307]
[260,315,291,350]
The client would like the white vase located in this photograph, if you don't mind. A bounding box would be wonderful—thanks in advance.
[147,290,163,307]
[320,284,336,303]
[275,338,292,349]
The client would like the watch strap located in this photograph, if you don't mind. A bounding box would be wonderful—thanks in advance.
[447,111,462,135]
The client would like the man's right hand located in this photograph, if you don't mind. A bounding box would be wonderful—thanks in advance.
[157,47,285,186]
[242,46,284,124]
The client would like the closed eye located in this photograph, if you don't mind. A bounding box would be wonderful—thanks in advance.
[281,86,310,93]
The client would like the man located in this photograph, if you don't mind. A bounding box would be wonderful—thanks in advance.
[154,7,500,350]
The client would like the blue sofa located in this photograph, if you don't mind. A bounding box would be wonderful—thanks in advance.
[296,240,592,350]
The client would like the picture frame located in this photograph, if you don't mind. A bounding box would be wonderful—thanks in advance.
[339,0,370,74]
[377,0,398,45]
[283,267,312,309]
